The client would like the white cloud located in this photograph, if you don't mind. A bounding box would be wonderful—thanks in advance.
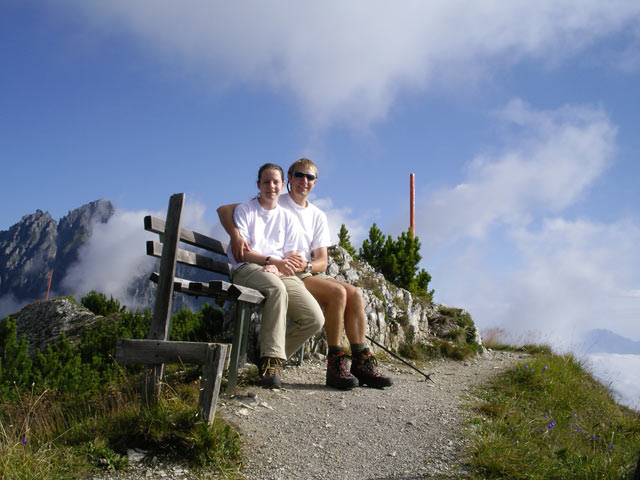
[313,196,370,246]
[419,100,640,345]
[417,100,616,248]
[61,1,640,129]
[60,200,215,310]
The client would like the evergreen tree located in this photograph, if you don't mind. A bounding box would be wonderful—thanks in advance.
[0,317,34,395]
[337,224,357,257]
[359,223,386,269]
[358,224,434,300]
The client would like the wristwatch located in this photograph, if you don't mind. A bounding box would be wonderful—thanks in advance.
[304,261,313,273]
[264,256,271,265]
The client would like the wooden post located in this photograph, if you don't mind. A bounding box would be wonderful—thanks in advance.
[226,302,249,395]
[410,173,415,238]
[199,343,228,424]
[45,269,53,300]
[144,193,184,405]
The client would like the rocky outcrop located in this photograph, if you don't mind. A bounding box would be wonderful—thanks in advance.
[11,297,110,354]
[326,246,436,350]
[0,199,114,313]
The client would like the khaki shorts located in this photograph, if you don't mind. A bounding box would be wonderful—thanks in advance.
[296,272,333,281]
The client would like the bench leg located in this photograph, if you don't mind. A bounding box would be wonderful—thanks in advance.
[199,344,228,425]
[226,302,249,395]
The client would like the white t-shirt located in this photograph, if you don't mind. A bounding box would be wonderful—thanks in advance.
[278,193,332,262]
[228,198,301,271]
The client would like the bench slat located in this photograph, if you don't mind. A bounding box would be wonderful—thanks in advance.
[116,338,223,365]
[147,241,231,276]
[149,273,264,305]
[189,280,265,304]
[145,215,228,255]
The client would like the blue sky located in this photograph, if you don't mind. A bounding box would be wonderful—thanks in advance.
[2,1,640,347]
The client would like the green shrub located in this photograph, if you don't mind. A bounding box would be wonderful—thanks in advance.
[81,291,126,316]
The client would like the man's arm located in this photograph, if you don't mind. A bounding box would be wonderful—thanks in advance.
[217,203,249,262]
[310,247,328,273]
[287,247,328,273]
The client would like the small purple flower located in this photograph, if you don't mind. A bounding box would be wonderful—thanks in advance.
[542,365,548,371]
[548,421,556,430]
[610,444,615,451]
[547,409,552,415]
[525,365,529,370]
[569,423,574,429]
[510,427,514,432]
[577,427,581,432]
[22,438,27,445]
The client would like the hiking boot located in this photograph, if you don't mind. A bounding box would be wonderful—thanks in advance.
[350,348,393,388]
[258,357,282,388]
[326,351,359,390]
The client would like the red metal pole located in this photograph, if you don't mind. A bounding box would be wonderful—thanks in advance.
[410,173,415,237]
[45,269,53,300]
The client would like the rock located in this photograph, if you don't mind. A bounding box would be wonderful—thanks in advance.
[10,297,109,353]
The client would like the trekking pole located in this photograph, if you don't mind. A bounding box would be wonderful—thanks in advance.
[365,335,435,383]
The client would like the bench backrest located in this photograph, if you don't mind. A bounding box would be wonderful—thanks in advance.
[144,215,231,278]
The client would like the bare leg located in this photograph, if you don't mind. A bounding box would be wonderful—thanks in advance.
[302,276,346,346]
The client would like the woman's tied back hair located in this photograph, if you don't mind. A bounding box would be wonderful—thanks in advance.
[288,158,318,178]
[258,163,284,183]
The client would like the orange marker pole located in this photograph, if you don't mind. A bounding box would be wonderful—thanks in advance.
[45,269,53,300]
[410,173,415,238]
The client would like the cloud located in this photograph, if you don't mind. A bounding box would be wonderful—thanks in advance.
[61,1,640,129]
[422,100,640,345]
[60,199,214,310]
[504,217,640,342]
[312,196,370,246]
[416,100,616,249]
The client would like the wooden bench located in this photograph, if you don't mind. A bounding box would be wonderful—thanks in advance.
[115,193,265,423]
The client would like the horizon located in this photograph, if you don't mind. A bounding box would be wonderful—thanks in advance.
[2,2,640,352]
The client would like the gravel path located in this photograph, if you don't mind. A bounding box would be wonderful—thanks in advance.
[90,349,525,479]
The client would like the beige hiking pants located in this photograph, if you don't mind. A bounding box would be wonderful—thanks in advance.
[231,263,324,360]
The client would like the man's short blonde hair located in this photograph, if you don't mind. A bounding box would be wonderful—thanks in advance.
[288,157,318,178]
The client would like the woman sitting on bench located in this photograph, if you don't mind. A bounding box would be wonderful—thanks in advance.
[227,163,324,388]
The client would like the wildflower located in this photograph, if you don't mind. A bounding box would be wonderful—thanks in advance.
[548,421,556,430]
[547,409,552,415]
[22,438,27,445]
[525,365,529,370]
[542,365,548,371]
[610,444,615,451]
[569,423,574,429]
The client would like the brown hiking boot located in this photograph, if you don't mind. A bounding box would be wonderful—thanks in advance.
[326,351,359,390]
[258,357,282,388]
[350,348,393,388]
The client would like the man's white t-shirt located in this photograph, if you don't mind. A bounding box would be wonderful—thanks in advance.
[278,193,332,262]
[228,197,300,272]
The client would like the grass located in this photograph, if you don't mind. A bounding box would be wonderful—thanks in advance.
[463,350,640,479]
[0,369,244,480]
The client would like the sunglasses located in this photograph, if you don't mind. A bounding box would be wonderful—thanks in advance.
[292,171,317,181]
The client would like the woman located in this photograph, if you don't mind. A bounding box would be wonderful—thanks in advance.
[227,163,324,388]
[219,158,392,390]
